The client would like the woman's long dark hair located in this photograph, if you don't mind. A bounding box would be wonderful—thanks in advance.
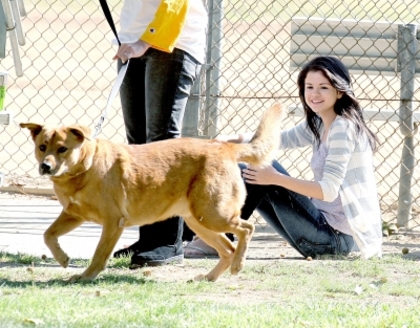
[297,56,378,151]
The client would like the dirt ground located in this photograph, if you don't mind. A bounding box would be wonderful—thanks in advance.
[1,188,420,292]
[1,187,420,265]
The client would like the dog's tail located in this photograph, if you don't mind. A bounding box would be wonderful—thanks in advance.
[233,104,283,166]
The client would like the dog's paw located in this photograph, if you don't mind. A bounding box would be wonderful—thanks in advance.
[68,274,83,283]
[230,261,244,275]
[68,274,94,283]
[57,254,70,268]
[191,274,208,282]
[190,273,218,282]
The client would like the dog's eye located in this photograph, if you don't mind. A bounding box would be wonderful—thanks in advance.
[57,147,68,154]
[39,145,46,152]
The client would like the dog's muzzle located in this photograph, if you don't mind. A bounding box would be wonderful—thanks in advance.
[40,162,53,175]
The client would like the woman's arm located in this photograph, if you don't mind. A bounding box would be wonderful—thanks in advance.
[243,118,357,201]
[216,121,315,148]
[214,133,247,143]
[243,165,324,199]
[280,120,314,149]
[318,118,357,201]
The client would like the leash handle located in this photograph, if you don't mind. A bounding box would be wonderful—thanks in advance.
[93,59,129,138]
[99,0,121,46]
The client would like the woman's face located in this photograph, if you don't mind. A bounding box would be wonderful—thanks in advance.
[304,70,342,117]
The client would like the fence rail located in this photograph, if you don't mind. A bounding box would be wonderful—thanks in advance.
[0,0,420,229]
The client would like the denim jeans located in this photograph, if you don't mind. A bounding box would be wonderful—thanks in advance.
[240,162,355,258]
[118,48,201,245]
[118,48,202,144]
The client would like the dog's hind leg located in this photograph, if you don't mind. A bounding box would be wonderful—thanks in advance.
[229,219,255,275]
[184,217,235,282]
[69,221,124,283]
[44,211,83,268]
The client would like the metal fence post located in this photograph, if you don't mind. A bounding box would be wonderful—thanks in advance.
[204,0,223,137]
[0,0,24,76]
[0,2,6,58]
[396,24,418,228]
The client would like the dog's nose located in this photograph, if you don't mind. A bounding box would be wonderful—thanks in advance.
[40,162,52,175]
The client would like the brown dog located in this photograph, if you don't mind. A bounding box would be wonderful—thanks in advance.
[20,104,282,282]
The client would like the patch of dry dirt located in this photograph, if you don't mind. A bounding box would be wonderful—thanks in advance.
[2,190,420,262]
[1,189,420,291]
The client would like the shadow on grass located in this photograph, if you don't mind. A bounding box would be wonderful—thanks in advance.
[384,251,420,260]
[0,251,158,287]
[0,250,131,268]
[306,253,420,262]
[0,272,153,288]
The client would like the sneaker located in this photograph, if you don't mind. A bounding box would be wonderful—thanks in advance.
[129,244,184,269]
[113,217,184,267]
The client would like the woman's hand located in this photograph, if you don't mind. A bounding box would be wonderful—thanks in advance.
[242,165,282,185]
[113,40,151,63]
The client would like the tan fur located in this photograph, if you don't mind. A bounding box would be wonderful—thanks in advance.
[20,104,282,282]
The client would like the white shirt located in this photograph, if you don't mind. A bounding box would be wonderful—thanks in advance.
[117,0,208,63]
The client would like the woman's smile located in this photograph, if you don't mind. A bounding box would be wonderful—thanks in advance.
[304,70,342,116]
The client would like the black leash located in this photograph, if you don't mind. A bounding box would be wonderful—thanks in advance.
[99,0,121,46]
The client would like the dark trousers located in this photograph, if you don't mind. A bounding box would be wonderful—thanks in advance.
[118,48,201,245]
[240,162,354,258]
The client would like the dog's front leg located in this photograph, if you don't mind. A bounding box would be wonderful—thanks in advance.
[68,222,124,283]
[44,210,83,268]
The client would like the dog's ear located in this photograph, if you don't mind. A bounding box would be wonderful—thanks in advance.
[19,123,44,140]
[67,125,91,142]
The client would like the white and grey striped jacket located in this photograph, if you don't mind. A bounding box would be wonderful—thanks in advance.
[278,116,383,258]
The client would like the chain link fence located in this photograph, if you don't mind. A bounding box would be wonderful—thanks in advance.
[1,0,420,229]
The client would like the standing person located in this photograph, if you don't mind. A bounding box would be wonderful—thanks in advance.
[185,56,383,259]
[112,0,208,268]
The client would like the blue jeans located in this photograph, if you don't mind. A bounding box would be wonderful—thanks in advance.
[240,162,354,258]
[118,48,201,245]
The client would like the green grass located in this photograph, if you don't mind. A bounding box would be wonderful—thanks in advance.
[1,252,420,327]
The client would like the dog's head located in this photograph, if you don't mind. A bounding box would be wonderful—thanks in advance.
[20,123,92,177]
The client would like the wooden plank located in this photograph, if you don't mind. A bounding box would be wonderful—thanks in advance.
[291,36,397,58]
[290,17,420,74]
[290,53,398,74]
[0,111,11,125]
[291,17,398,39]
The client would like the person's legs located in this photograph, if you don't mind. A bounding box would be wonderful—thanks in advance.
[114,49,201,266]
[250,161,354,257]
[118,57,147,145]
[113,57,148,258]
[144,48,202,142]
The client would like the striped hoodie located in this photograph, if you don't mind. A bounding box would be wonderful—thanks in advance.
[278,116,383,258]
